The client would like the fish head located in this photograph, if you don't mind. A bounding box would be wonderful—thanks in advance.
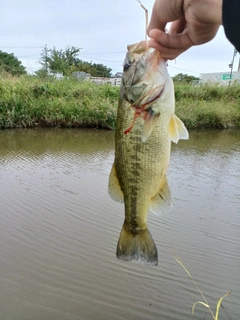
[121,40,173,108]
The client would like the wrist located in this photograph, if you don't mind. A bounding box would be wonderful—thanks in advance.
[214,0,223,24]
[186,0,223,25]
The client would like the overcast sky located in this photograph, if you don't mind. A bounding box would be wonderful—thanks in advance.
[1,0,239,77]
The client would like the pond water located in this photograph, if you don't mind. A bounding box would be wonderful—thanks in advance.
[0,128,239,320]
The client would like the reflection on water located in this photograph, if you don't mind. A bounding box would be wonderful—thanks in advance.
[0,128,239,320]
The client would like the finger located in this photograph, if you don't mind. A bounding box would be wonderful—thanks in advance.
[148,29,193,50]
[147,2,166,36]
[148,38,189,60]
[147,0,185,35]
[169,18,186,34]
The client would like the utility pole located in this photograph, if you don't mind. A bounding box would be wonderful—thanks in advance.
[229,48,238,85]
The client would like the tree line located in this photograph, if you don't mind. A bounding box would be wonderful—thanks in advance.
[0,45,113,78]
[0,50,27,75]
[0,46,199,83]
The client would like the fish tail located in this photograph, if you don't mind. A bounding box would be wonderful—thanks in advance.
[116,221,158,266]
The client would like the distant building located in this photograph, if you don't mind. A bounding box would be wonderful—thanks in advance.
[72,71,91,80]
[47,72,64,80]
[71,71,123,86]
[200,71,240,85]
[115,72,123,78]
[90,76,122,86]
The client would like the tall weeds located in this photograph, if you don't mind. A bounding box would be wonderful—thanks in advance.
[0,75,118,129]
[0,74,239,129]
[175,83,240,129]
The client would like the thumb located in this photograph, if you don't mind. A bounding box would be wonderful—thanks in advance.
[149,29,193,50]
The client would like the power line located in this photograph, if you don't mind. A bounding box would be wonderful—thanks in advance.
[1,46,43,49]
[80,51,126,55]
[167,64,200,75]
[78,55,123,64]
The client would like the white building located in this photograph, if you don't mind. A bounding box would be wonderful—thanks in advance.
[200,71,240,85]
[71,71,122,86]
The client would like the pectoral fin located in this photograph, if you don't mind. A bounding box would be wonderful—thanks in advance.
[108,163,124,203]
[150,176,173,215]
[169,114,189,144]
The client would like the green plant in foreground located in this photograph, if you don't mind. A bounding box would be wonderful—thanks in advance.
[174,255,231,320]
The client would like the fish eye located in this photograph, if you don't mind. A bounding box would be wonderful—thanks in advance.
[123,62,131,72]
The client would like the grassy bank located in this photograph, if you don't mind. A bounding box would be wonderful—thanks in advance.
[0,74,118,130]
[174,83,240,129]
[0,74,240,129]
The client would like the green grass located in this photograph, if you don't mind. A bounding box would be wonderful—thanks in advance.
[0,73,240,130]
[0,74,118,129]
[175,83,240,129]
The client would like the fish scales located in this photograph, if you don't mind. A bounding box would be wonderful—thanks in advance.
[115,102,170,225]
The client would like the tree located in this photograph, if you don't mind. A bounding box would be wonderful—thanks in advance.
[36,45,112,78]
[37,45,81,76]
[0,51,26,75]
[37,44,51,77]
[172,73,199,83]
[75,60,112,77]
[48,46,80,76]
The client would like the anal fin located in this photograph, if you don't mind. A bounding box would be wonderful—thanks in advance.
[108,162,124,203]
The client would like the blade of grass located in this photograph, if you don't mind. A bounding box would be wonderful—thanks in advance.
[173,255,215,319]
[215,292,231,320]
[192,301,210,316]
[173,253,231,320]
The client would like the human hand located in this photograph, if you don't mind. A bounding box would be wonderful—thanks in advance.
[147,0,222,59]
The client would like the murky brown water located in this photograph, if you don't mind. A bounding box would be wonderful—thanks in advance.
[0,128,239,320]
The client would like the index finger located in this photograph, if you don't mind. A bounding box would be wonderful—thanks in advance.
[147,1,167,35]
[147,0,185,35]
[148,29,193,59]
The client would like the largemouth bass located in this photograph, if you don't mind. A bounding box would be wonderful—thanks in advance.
[108,40,188,266]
